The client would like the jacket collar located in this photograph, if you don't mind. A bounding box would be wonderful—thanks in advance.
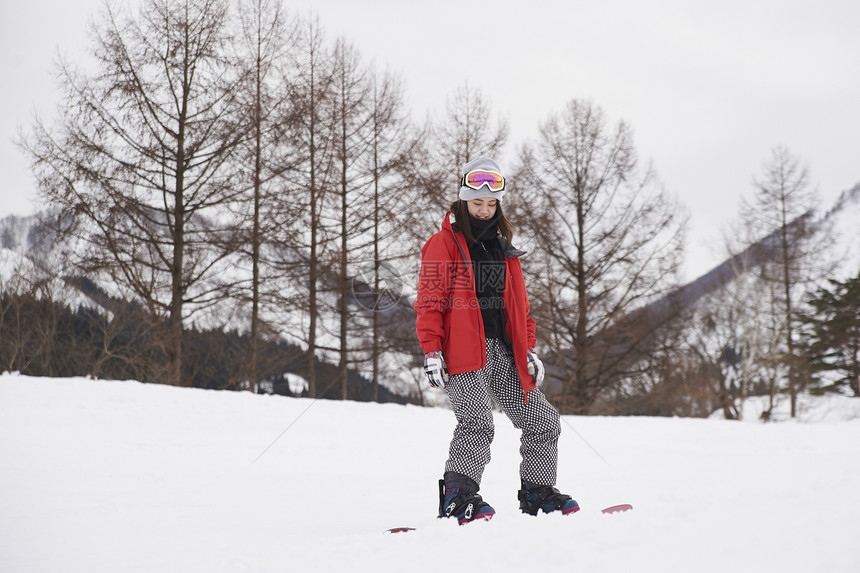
[443,211,526,259]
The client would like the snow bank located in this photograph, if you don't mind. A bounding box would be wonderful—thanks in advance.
[1,373,858,573]
[711,393,860,423]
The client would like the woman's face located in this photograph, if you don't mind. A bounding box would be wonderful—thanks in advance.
[467,198,497,220]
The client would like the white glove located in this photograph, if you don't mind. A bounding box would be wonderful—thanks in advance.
[424,351,449,388]
[527,349,545,387]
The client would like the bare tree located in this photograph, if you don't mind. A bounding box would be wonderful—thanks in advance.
[22,0,247,386]
[433,82,509,171]
[515,99,687,414]
[328,38,375,400]
[741,146,832,417]
[356,69,420,400]
[417,83,509,224]
[685,274,762,420]
[233,0,297,391]
[272,15,337,398]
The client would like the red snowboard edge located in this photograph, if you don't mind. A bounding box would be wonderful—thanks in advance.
[601,503,633,514]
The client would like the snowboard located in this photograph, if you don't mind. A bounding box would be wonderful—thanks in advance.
[384,503,632,533]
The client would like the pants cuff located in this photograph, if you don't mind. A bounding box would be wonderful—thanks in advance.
[444,471,480,493]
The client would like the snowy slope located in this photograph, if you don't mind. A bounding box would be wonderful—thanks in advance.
[822,182,860,280]
[1,374,859,573]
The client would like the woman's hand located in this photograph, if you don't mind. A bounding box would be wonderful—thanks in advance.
[527,349,545,387]
[424,351,449,388]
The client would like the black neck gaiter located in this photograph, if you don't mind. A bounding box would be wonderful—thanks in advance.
[464,211,508,346]
[468,212,501,242]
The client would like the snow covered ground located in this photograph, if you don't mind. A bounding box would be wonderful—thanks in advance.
[1,373,859,573]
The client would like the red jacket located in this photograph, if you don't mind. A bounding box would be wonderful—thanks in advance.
[414,212,538,396]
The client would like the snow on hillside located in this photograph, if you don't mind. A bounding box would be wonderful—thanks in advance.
[718,393,860,423]
[823,182,860,280]
[1,374,858,573]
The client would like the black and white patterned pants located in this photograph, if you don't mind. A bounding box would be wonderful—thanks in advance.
[444,338,561,489]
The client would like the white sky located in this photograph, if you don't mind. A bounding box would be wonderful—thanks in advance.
[2,0,859,280]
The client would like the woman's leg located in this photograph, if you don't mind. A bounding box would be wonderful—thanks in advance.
[444,364,495,489]
[485,338,561,486]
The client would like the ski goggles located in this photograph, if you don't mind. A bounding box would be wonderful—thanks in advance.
[460,169,506,193]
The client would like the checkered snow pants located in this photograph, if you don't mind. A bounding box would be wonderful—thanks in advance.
[444,338,561,489]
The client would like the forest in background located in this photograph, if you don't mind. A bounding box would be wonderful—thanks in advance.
[1,0,858,418]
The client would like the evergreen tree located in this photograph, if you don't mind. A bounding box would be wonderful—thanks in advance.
[801,270,860,396]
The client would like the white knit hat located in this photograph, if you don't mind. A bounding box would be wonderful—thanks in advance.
[458,157,506,202]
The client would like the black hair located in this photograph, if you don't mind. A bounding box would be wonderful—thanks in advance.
[449,199,514,244]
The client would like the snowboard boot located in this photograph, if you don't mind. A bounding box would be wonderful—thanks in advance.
[438,479,495,524]
[518,481,580,516]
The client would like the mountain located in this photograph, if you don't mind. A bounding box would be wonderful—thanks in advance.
[820,181,860,280]
[0,212,416,403]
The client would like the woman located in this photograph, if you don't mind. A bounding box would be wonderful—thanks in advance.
[414,156,579,524]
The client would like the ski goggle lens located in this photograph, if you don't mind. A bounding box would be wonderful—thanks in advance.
[461,170,505,192]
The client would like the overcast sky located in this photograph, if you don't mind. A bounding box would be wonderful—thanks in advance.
[2,0,859,280]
